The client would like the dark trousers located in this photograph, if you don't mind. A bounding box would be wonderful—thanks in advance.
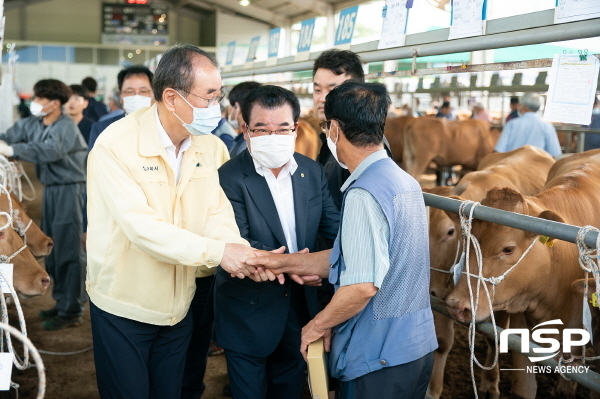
[181,275,215,399]
[90,301,193,399]
[224,286,308,399]
[42,183,87,318]
[336,351,434,399]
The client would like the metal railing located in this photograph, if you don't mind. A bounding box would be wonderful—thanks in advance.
[423,193,599,248]
[424,192,600,392]
[430,296,600,392]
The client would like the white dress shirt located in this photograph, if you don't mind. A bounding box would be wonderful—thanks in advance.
[253,157,298,254]
[155,109,191,183]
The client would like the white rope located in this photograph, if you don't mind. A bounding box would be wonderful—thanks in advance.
[0,157,36,203]
[0,322,45,399]
[556,226,600,380]
[456,200,540,399]
[430,240,461,275]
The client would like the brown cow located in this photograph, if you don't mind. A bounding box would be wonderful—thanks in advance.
[2,194,53,258]
[295,119,320,160]
[0,212,50,296]
[384,115,414,166]
[403,118,495,179]
[425,145,555,399]
[446,150,600,398]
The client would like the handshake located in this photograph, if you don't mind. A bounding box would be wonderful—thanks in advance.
[220,243,325,286]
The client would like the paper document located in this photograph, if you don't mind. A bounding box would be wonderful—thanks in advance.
[0,264,12,293]
[378,0,410,49]
[543,54,600,125]
[555,0,600,23]
[448,0,486,40]
[0,353,12,390]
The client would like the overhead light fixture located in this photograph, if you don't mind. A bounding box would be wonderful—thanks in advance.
[239,0,250,6]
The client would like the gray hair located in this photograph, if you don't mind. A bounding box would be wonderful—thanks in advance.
[153,44,218,102]
[520,92,542,112]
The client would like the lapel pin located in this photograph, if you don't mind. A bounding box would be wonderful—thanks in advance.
[301,173,304,177]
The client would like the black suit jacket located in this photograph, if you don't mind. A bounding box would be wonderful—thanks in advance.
[215,150,339,356]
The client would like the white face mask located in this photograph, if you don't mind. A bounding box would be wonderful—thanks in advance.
[228,105,240,130]
[30,100,55,117]
[250,134,296,169]
[173,92,222,136]
[326,124,348,169]
[122,95,152,115]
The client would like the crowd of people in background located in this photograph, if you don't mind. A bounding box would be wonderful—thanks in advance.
[2,43,600,399]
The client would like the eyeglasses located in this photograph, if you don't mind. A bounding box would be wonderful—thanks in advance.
[319,119,343,134]
[122,88,153,97]
[246,125,297,136]
[180,90,226,107]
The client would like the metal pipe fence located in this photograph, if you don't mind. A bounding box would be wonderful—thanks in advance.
[423,193,599,248]
[425,192,600,391]
[429,296,600,393]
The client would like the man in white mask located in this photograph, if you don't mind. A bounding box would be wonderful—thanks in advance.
[88,65,154,151]
[215,85,340,399]
[86,44,262,399]
[0,79,87,331]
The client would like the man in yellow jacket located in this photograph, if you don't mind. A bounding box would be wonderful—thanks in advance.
[86,44,257,399]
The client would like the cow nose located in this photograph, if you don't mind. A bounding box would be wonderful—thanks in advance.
[41,276,50,288]
[47,239,54,253]
[430,288,439,298]
[446,297,472,323]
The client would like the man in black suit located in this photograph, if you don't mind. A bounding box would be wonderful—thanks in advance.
[216,85,339,399]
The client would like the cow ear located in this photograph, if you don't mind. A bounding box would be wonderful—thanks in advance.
[443,195,465,225]
[454,181,471,196]
[535,210,565,243]
[571,278,596,295]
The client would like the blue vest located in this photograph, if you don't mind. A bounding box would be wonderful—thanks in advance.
[328,157,437,381]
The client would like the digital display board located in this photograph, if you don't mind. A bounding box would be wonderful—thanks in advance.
[102,2,169,45]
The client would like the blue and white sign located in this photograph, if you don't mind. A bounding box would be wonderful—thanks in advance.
[268,27,281,58]
[225,41,235,65]
[297,18,316,53]
[334,6,358,46]
[246,36,260,62]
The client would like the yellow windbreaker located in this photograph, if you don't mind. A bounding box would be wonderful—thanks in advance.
[86,105,247,326]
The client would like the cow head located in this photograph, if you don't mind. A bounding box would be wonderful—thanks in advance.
[1,194,53,258]
[424,183,470,300]
[446,187,562,323]
[0,215,50,296]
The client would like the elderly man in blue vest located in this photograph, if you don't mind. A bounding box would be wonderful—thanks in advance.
[247,81,437,398]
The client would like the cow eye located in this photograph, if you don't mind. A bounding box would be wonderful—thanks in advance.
[501,247,514,255]
[447,228,455,236]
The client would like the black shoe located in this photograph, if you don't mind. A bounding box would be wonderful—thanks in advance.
[42,316,83,331]
[222,384,232,397]
[38,308,58,319]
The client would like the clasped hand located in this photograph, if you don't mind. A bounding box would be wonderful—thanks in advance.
[220,244,322,286]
